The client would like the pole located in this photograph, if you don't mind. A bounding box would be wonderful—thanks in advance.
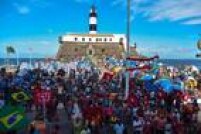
[124,0,131,100]
[16,48,19,67]
[42,96,46,123]
[29,50,32,69]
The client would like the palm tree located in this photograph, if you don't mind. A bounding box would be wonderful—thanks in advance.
[6,46,16,67]
[196,37,201,58]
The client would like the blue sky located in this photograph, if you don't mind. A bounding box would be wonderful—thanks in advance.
[0,0,201,59]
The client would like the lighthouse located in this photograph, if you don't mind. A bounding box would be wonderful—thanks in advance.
[89,5,97,34]
[57,6,133,61]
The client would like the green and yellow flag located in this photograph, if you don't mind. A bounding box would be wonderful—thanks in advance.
[11,91,30,102]
[0,105,28,132]
[0,111,23,129]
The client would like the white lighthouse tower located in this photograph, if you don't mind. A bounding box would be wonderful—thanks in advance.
[89,5,97,34]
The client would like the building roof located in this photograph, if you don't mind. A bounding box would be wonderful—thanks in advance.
[67,33,115,37]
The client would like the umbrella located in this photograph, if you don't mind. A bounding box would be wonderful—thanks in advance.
[144,81,157,92]
[141,74,154,81]
[154,78,173,93]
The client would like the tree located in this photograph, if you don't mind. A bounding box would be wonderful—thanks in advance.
[6,46,15,54]
[6,46,16,67]
[196,38,201,58]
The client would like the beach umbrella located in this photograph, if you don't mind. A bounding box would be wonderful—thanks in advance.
[173,84,183,91]
[144,81,157,92]
[141,74,154,81]
[0,105,29,132]
[191,65,199,73]
[172,78,184,91]
[154,78,173,93]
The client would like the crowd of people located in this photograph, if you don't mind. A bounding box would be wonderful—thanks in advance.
[0,59,201,134]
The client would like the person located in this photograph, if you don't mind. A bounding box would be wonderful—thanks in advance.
[80,125,91,134]
[156,115,165,134]
[164,117,172,134]
[28,121,41,134]
[113,120,125,134]
[72,117,82,134]
[133,117,143,134]
[51,125,60,134]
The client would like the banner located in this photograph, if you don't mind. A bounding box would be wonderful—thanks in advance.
[126,55,159,61]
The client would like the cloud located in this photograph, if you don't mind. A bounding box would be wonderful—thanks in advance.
[113,0,201,25]
[132,35,197,59]
[182,18,201,25]
[13,3,30,15]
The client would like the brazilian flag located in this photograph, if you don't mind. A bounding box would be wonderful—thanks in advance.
[0,105,29,132]
[11,91,30,102]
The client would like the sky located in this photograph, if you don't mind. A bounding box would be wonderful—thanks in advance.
[0,0,201,59]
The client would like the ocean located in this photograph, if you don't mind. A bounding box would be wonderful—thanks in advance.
[0,58,200,69]
[159,59,201,69]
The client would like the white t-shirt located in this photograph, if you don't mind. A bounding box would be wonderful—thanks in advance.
[80,128,91,134]
[165,123,172,134]
[133,119,143,132]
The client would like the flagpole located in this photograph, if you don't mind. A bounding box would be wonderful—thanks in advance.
[42,96,47,123]
[125,0,131,100]
[16,47,19,67]
[29,48,32,68]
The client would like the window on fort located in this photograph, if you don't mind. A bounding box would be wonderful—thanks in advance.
[75,37,78,41]
[82,38,85,41]
[75,48,78,52]
[102,49,105,53]
[104,38,107,42]
[89,38,92,42]
[120,38,123,42]
[110,38,112,42]
[89,50,92,55]
[119,38,124,45]
[96,38,99,42]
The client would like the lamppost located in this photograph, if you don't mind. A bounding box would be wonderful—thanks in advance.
[124,0,131,100]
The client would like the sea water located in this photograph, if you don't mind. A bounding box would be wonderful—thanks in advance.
[0,58,200,69]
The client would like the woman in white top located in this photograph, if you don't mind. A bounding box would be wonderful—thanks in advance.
[133,117,143,134]
[164,118,173,134]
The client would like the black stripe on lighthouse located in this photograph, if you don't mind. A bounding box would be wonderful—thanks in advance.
[90,24,97,31]
[89,12,97,17]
